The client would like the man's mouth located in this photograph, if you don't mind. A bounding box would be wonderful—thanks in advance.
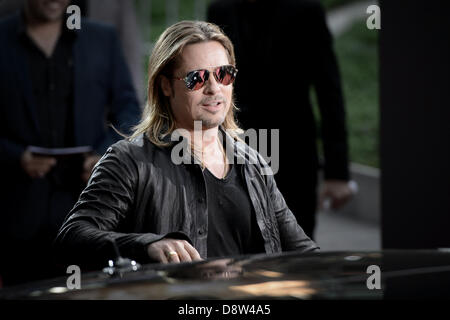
[202,101,222,107]
[201,100,223,112]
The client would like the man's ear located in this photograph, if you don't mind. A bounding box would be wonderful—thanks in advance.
[160,75,173,97]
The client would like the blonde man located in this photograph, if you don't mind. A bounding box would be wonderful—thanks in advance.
[56,21,318,268]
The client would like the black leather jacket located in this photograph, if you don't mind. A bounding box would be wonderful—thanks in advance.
[55,129,319,267]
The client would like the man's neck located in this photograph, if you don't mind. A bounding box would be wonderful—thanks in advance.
[176,124,228,177]
[177,123,221,152]
[25,12,62,57]
[193,126,219,151]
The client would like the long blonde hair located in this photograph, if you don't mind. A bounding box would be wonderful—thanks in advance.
[130,20,242,146]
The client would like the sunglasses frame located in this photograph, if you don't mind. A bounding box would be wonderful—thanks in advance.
[173,65,238,91]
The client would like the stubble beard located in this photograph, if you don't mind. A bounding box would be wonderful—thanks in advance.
[197,113,226,129]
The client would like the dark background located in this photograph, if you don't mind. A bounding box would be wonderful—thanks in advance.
[380,0,450,249]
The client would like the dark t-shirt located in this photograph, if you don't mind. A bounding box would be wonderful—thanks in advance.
[21,22,82,190]
[204,163,265,258]
[22,26,75,148]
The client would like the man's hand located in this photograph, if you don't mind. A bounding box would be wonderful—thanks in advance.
[20,149,57,179]
[319,179,354,210]
[147,238,202,264]
[82,154,101,183]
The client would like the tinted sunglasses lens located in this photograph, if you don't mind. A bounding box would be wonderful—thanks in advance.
[185,70,207,90]
[215,66,236,85]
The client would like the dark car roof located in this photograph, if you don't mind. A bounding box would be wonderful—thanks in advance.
[2,250,450,299]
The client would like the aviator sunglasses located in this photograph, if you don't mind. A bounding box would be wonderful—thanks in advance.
[174,65,238,91]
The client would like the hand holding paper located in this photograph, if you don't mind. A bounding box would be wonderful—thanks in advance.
[20,149,57,179]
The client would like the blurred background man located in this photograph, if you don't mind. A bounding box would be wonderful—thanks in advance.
[0,0,145,104]
[208,0,353,239]
[0,0,140,286]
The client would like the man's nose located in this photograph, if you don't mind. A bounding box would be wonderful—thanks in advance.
[203,73,221,94]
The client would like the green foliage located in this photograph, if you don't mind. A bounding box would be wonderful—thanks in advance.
[135,0,209,43]
[335,19,379,167]
[312,19,379,168]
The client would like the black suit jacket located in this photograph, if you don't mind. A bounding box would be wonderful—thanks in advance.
[0,13,140,243]
[208,0,349,183]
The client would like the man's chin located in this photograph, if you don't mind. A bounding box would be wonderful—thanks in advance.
[197,117,225,129]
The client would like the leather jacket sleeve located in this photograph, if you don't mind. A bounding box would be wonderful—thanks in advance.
[54,144,191,269]
[259,154,320,253]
